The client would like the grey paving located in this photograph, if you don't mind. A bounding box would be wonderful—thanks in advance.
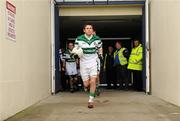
[6,90,180,121]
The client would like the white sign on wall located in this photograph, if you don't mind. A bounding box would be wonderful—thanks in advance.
[6,1,16,41]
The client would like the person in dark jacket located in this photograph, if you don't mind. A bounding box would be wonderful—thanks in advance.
[104,46,115,89]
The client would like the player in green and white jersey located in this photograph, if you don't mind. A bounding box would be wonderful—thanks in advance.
[74,24,103,108]
[62,42,78,93]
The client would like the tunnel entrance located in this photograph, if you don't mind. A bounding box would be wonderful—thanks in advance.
[59,15,142,87]
[53,2,149,94]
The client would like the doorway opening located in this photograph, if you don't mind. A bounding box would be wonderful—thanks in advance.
[53,1,149,94]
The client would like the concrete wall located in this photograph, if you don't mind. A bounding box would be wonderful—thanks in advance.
[150,0,180,106]
[0,0,51,120]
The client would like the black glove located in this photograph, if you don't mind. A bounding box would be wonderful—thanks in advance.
[99,54,103,63]
[70,53,78,59]
[74,55,79,59]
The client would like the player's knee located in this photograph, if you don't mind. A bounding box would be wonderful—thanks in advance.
[83,81,89,87]
[90,79,96,85]
[84,83,88,88]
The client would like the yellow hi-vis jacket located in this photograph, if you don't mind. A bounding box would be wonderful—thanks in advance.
[113,47,128,66]
[128,44,143,71]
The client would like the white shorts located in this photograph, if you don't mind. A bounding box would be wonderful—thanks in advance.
[65,62,77,75]
[80,64,98,81]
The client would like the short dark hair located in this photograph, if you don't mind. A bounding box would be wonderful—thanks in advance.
[116,41,122,45]
[67,42,73,45]
[83,23,94,30]
[134,39,141,43]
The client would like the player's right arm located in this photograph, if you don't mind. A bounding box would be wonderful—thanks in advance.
[71,39,83,58]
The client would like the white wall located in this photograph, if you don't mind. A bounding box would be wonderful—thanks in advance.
[150,0,180,106]
[0,0,51,120]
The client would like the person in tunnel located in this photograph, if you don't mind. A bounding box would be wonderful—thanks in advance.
[114,41,129,90]
[104,45,116,89]
[62,42,78,93]
[128,39,143,91]
[73,23,103,108]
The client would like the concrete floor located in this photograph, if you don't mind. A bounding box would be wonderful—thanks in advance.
[6,90,180,121]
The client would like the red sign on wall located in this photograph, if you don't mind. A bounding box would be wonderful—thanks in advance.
[6,1,16,14]
[6,1,16,41]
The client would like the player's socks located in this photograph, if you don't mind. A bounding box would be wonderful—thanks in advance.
[88,92,95,102]
[88,92,95,108]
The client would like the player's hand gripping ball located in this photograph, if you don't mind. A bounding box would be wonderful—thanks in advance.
[72,46,83,58]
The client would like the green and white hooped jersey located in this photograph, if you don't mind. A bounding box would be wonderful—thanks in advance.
[63,49,77,75]
[63,49,76,62]
[75,34,102,67]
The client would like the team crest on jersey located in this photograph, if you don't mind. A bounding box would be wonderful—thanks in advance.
[94,42,98,47]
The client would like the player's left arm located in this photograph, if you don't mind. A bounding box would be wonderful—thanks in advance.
[97,40,103,60]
